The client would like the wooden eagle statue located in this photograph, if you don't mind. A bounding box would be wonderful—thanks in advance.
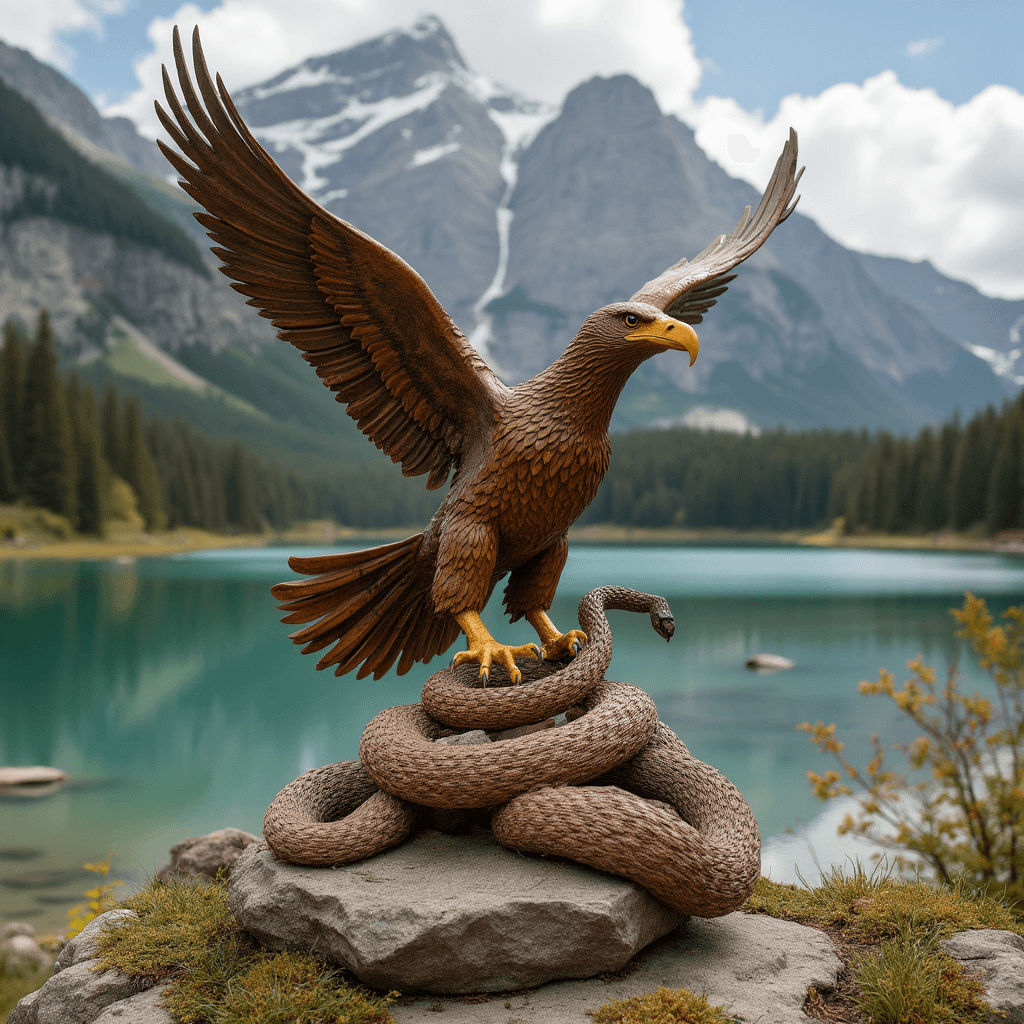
[158,27,802,685]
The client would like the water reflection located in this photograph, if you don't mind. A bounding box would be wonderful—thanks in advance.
[1,546,1022,930]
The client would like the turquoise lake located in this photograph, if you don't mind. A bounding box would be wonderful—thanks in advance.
[2,544,1024,931]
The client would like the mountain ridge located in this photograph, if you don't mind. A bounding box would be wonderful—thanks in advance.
[0,17,1016,448]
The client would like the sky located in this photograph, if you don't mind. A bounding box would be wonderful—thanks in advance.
[1,0,1022,300]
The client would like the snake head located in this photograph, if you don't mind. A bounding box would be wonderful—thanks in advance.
[649,601,675,641]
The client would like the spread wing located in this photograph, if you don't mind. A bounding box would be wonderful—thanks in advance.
[632,129,803,324]
[156,26,505,489]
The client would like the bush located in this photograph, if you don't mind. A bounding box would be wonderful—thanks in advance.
[800,593,1024,909]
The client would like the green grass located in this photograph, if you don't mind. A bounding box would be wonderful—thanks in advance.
[589,986,736,1023]
[94,876,395,1024]
[744,863,1014,1023]
[0,961,52,1024]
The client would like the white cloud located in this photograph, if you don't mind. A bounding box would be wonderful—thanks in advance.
[0,0,132,67]
[0,0,94,68]
[906,37,942,58]
[682,73,1024,299]
[103,0,699,138]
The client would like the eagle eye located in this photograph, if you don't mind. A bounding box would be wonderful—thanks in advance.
[624,313,639,327]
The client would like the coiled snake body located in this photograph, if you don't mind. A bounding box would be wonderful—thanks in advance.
[263,586,760,917]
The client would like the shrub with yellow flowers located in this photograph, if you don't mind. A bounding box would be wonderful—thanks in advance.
[800,593,1024,910]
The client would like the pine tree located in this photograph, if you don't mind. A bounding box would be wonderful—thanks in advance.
[121,397,165,531]
[21,311,77,521]
[950,412,992,531]
[1,318,27,491]
[0,414,14,501]
[987,400,1024,533]
[225,442,262,533]
[74,389,108,537]
[101,382,123,478]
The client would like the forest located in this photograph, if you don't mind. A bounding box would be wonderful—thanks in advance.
[0,77,206,276]
[2,309,1023,538]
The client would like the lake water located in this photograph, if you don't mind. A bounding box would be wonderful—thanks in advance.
[3,544,1024,932]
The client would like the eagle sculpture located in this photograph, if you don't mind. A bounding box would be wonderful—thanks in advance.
[158,28,802,685]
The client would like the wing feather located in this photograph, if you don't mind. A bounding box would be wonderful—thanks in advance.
[632,129,803,321]
[156,26,505,485]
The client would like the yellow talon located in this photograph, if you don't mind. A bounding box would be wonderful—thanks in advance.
[525,609,588,661]
[453,611,540,685]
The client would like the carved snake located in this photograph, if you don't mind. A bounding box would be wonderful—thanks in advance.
[262,586,761,917]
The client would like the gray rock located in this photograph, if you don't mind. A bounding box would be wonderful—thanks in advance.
[158,826,259,882]
[229,829,685,993]
[7,958,152,1024]
[55,910,138,973]
[92,984,173,1023]
[0,933,50,973]
[1,921,36,939]
[390,911,842,1024]
[942,929,1024,1023]
[745,653,795,671]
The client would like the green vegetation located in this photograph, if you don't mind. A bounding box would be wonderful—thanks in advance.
[0,77,206,276]
[748,865,1005,1023]
[801,594,1024,908]
[95,876,395,1024]
[589,986,735,1023]
[583,392,1024,535]
[0,959,50,1024]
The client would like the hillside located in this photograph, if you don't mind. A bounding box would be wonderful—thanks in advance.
[0,17,1017,451]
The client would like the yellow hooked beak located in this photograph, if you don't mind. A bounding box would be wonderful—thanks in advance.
[625,316,699,366]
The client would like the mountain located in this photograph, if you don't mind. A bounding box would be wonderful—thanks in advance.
[0,16,1017,446]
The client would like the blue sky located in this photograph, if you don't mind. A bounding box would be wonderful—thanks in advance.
[2,0,1022,298]
[56,1,1023,118]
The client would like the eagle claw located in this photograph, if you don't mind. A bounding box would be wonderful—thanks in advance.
[452,639,541,686]
[540,629,589,662]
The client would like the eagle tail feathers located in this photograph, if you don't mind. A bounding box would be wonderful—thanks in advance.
[271,534,458,680]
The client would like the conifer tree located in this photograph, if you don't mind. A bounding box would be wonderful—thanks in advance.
[0,414,14,502]
[987,400,1024,533]
[101,382,123,478]
[950,409,996,531]
[1,318,27,490]
[225,442,262,533]
[121,397,165,531]
[21,311,77,521]
[75,389,108,537]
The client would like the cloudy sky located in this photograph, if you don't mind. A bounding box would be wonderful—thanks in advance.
[3,0,1023,299]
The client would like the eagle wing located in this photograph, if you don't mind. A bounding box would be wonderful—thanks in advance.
[632,129,803,323]
[157,27,505,490]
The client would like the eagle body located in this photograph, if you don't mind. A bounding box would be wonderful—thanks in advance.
[158,28,802,683]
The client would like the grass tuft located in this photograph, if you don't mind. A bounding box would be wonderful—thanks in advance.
[95,875,395,1024]
[746,861,1020,942]
[850,916,988,1024]
[588,985,736,1023]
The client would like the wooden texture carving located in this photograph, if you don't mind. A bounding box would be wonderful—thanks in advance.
[157,27,802,681]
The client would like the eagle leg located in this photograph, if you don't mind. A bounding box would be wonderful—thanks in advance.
[525,608,588,662]
[452,611,540,686]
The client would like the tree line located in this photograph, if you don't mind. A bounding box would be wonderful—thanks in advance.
[831,395,1024,535]
[4,306,1023,538]
[0,312,440,537]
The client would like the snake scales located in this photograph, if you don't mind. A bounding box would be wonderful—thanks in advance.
[263,586,760,917]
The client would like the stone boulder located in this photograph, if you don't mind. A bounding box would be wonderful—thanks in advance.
[943,929,1024,1023]
[157,826,259,882]
[390,912,843,1024]
[0,934,50,973]
[228,829,685,993]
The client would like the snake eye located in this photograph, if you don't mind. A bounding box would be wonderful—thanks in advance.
[624,314,639,327]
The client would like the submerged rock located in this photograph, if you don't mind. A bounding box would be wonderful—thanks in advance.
[745,653,795,671]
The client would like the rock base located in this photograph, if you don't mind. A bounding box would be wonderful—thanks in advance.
[228,829,685,993]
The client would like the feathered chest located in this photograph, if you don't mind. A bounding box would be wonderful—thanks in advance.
[464,410,611,542]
